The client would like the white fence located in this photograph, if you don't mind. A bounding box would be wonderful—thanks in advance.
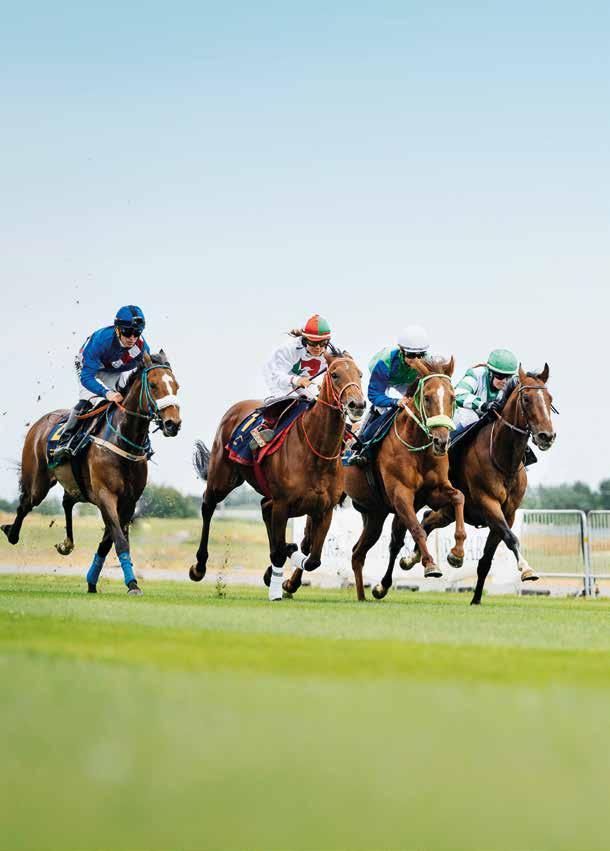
[292,508,610,596]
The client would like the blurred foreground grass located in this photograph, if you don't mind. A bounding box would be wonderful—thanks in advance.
[2,575,610,850]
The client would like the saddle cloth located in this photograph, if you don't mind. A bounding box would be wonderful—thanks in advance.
[226,399,311,466]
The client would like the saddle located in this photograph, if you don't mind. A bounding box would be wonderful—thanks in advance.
[47,403,109,469]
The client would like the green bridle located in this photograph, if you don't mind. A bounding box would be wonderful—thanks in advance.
[394,373,456,452]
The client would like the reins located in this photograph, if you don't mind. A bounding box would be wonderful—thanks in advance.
[489,382,553,476]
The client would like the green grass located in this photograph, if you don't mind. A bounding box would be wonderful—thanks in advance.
[2,576,610,851]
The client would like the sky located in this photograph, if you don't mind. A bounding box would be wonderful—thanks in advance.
[1,1,609,499]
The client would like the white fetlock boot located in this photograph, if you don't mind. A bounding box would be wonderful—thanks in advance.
[268,566,284,601]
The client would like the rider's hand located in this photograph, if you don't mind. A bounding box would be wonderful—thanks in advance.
[295,377,311,389]
[106,391,124,404]
[480,400,498,414]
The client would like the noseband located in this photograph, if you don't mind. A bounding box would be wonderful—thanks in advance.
[299,358,363,460]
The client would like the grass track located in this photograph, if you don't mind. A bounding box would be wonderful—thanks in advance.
[2,575,610,851]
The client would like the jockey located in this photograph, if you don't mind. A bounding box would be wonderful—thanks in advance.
[258,314,333,445]
[53,305,150,460]
[454,348,518,433]
[344,325,431,465]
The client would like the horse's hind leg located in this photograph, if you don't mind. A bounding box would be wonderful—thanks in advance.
[400,506,453,570]
[471,529,501,605]
[55,494,76,555]
[190,462,242,582]
[373,514,406,600]
[352,509,386,602]
[1,466,54,546]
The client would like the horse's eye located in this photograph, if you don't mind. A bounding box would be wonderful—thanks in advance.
[359,370,363,378]
[150,382,157,390]
[332,372,338,379]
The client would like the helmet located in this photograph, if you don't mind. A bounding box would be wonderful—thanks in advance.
[302,314,332,342]
[115,305,146,334]
[397,325,430,355]
[487,348,518,375]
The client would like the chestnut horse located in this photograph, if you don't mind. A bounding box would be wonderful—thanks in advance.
[190,350,365,600]
[344,356,466,602]
[399,365,556,604]
[1,352,181,594]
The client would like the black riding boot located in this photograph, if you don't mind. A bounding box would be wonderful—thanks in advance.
[53,401,91,461]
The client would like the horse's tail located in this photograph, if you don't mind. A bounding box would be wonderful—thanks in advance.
[338,491,347,508]
[193,440,211,481]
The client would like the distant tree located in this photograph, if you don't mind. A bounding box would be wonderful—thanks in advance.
[599,479,610,510]
[0,497,17,512]
[34,496,63,515]
[137,484,199,518]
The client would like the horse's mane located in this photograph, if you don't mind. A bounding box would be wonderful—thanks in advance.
[122,351,170,394]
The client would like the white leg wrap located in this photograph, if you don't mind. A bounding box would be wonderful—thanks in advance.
[268,566,284,601]
[290,549,308,571]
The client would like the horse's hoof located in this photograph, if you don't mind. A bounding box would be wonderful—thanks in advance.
[1,525,17,545]
[371,583,388,600]
[424,564,443,578]
[55,540,74,556]
[521,569,539,582]
[127,585,144,596]
[400,553,419,571]
[470,597,481,606]
[446,552,463,568]
[189,565,205,582]
[263,566,272,587]
[87,583,97,594]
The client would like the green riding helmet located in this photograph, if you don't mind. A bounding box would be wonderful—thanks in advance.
[486,348,518,375]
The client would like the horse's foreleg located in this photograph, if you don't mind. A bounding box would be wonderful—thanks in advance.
[395,490,441,578]
[283,509,334,596]
[432,485,466,567]
[98,493,141,595]
[55,493,76,556]
[471,529,502,605]
[477,496,537,598]
[400,506,453,570]
[86,526,114,593]
[352,510,386,601]
[262,499,298,587]
[371,514,406,600]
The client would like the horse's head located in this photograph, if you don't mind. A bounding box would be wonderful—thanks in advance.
[512,363,556,451]
[323,349,366,424]
[406,355,456,455]
[140,351,182,437]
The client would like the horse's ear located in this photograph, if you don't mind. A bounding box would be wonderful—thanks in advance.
[539,362,550,383]
[443,356,455,377]
[518,364,527,383]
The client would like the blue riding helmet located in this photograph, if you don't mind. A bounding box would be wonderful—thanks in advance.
[114,305,146,333]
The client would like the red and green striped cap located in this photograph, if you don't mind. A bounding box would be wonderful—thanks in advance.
[303,314,332,341]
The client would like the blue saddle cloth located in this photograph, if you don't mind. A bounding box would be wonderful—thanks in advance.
[359,408,399,445]
[227,400,311,465]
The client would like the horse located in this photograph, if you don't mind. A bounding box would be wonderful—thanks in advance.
[189,350,366,600]
[399,364,556,604]
[343,356,467,602]
[1,351,181,594]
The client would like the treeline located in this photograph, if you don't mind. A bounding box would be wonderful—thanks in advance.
[523,480,610,513]
[3,480,609,518]
[0,482,261,519]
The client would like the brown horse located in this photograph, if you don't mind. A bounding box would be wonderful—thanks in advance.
[344,356,466,601]
[190,350,366,600]
[399,364,556,604]
[1,352,181,594]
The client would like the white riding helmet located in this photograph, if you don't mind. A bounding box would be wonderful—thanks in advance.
[397,325,430,355]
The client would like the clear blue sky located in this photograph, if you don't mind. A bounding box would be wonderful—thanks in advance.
[1,1,609,497]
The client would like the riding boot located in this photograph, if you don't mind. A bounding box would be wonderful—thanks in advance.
[53,401,91,461]
[524,445,538,467]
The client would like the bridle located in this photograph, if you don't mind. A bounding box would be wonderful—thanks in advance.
[299,358,363,460]
[393,373,456,453]
[489,381,556,475]
[104,364,179,454]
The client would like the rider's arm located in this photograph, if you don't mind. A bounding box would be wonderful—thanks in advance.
[367,360,400,408]
[79,332,113,398]
[455,369,484,412]
[263,343,301,396]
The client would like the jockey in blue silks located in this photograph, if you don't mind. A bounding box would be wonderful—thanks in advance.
[53,305,150,460]
[344,324,431,466]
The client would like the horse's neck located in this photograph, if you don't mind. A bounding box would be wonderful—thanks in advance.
[397,400,430,451]
[303,385,344,459]
[112,379,150,445]
[492,394,528,475]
